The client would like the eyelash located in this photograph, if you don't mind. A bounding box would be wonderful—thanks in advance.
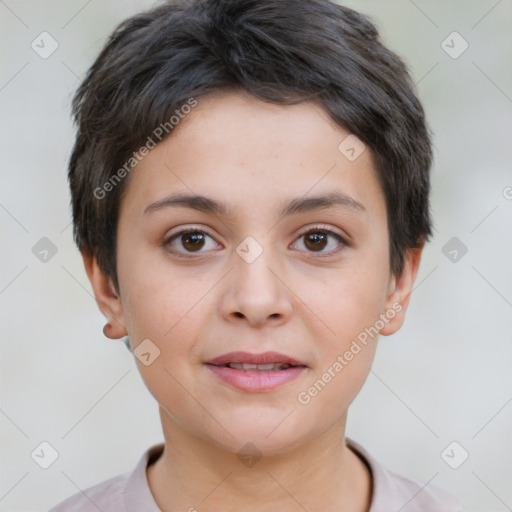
[162,224,348,259]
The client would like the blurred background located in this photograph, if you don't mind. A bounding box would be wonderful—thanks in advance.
[1,0,511,510]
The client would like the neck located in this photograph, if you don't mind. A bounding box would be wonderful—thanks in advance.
[147,407,372,512]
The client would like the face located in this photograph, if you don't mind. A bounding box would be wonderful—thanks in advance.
[86,90,421,456]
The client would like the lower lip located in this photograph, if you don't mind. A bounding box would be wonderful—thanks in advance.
[205,364,307,392]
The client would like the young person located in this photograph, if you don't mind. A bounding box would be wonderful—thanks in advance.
[49,0,467,510]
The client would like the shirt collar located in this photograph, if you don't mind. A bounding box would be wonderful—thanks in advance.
[124,442,164,512]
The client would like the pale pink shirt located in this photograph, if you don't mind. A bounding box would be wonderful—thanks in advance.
[48,438,468,511]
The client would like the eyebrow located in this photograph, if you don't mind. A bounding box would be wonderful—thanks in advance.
[143,191,366,219]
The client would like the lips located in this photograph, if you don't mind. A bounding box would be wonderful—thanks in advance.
[204,351,308,368]
[204,351,308,392]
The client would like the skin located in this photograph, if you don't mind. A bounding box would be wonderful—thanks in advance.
[83,89,423,512]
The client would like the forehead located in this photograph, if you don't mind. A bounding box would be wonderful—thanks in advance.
[119,90,387,225]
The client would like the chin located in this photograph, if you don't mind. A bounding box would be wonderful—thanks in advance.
[204,414,314,457]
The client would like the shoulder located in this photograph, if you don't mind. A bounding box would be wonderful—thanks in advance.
[47,473,129,512]
[346,438,469,512]
[47,443,164,512]
[378,466,467,512]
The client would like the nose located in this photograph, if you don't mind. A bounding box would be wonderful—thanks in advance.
[219,244,293,329]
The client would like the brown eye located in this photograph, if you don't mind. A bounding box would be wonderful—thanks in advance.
[293,228,347,257]
[182,232,206,251]
[304,232,329,251]
[164,229,219,256]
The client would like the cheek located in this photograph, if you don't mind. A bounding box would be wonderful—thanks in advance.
[295,275,381,414]
[117,248,194,341]
[122,277,203,409]
[118,259,210,401]
[292,265,385,402]
[300,263,387,343]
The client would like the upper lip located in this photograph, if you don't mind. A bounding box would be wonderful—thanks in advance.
[205,351,308,367]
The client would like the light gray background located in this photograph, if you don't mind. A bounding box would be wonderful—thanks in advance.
[1,1,511,511]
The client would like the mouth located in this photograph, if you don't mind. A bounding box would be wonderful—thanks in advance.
[204,351,308,392]
[214,362,299,371]
[204,350,308,368]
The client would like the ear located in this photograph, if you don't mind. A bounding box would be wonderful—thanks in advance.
[379,246,424,336]
[81,249,127,339]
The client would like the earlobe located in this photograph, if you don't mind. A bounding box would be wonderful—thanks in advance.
[379,246,424,337]
[80,249,127,339]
